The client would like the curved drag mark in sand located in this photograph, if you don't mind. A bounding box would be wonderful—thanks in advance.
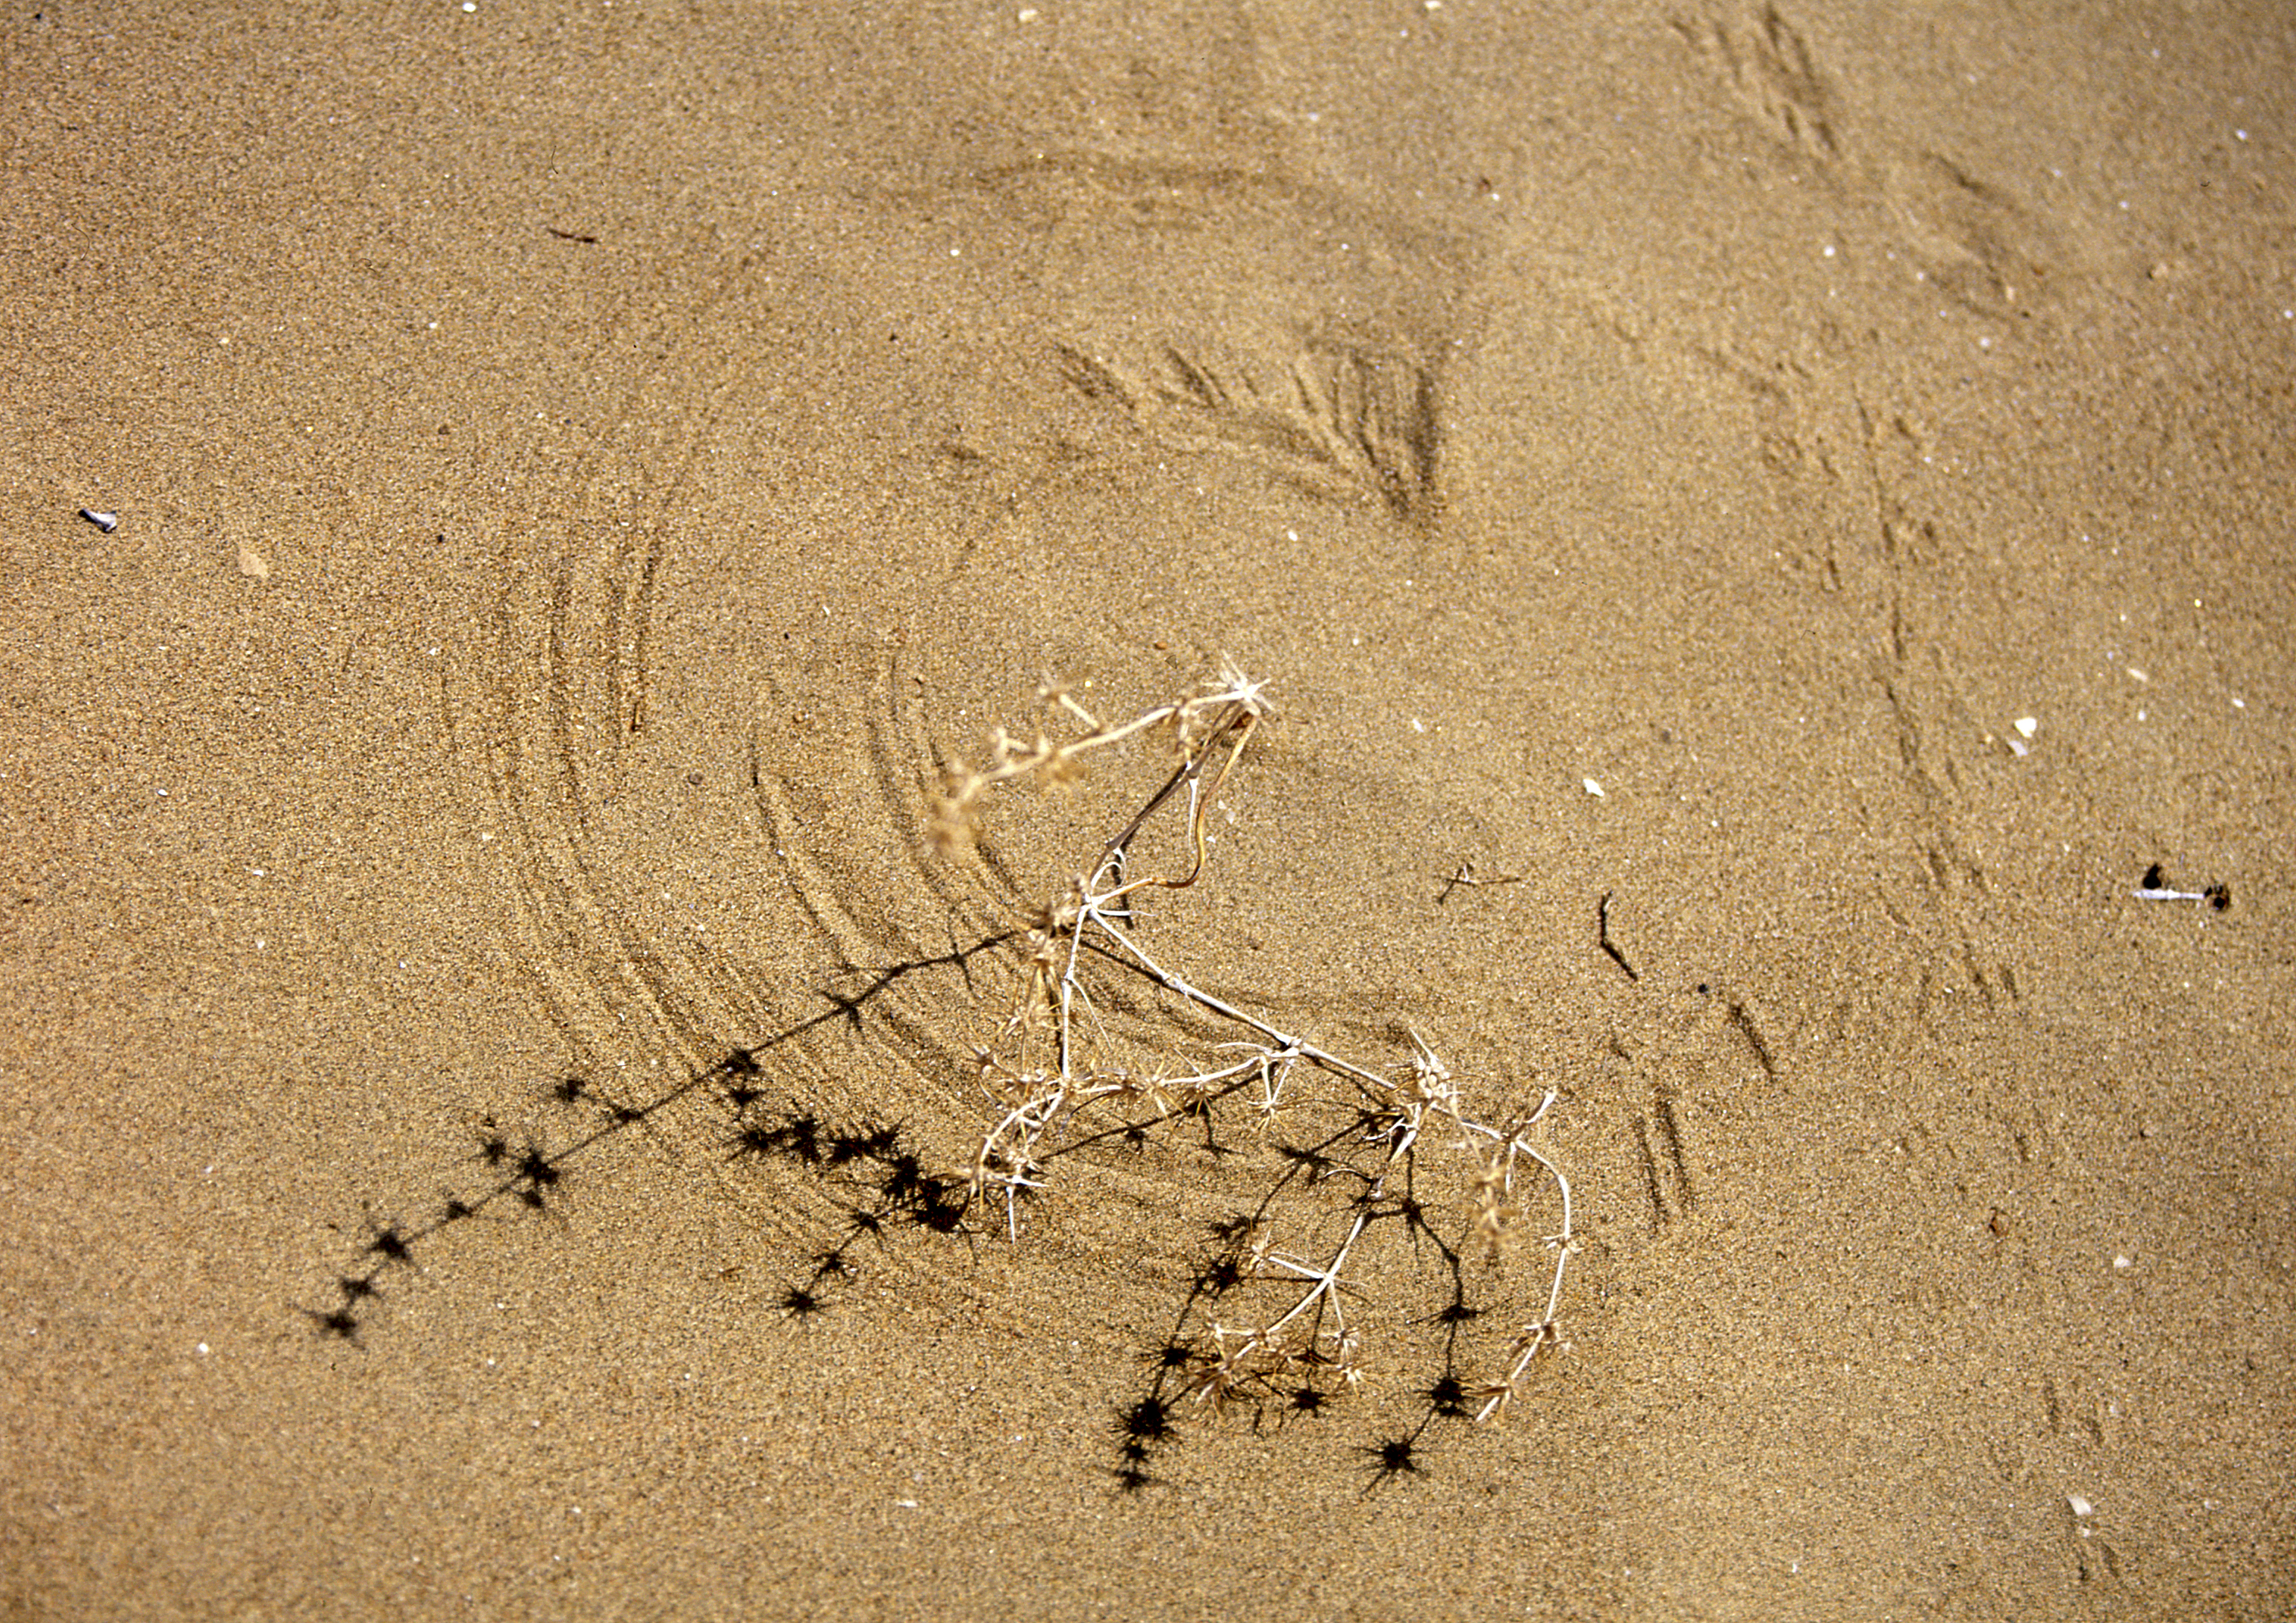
[426,251,939,1252]
[441,152,1496,1072]
[466,264,748,1077]
[414,198,1505,1334]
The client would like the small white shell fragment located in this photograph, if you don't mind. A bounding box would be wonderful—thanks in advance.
[2114,1254,2133,1269]
[2014,716,2038,739]
[1583,778,1604,797]
[79,507,119,532]
[2068,1493,2094,1518]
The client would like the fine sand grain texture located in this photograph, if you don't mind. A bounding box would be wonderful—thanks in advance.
[5,3,2293,1618]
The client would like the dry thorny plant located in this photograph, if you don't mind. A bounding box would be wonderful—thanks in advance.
[305,663,1573,1491]
[933,663,1575,1483]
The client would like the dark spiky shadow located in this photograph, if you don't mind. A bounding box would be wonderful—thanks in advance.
[303,932,1021,1348]
[1360,1432,1424,1491]
[303,674,1581,1499]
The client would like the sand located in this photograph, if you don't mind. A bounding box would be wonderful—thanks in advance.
[4,2,2292,1616]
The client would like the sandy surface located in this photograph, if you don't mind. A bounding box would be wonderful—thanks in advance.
[5,2,2293,1617]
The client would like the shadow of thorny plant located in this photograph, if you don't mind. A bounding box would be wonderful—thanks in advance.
[305,665,1574,1493]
